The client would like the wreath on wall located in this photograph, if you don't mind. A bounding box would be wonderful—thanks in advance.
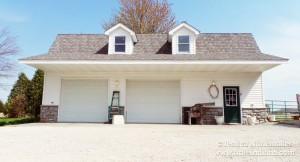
[208,82,219,99]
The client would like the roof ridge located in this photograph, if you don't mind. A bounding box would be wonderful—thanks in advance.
[57,34,105,36]
[56,33,253,35]
[201,33,252,34]
[136,33,167,35]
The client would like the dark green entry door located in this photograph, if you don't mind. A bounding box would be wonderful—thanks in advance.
[223,86,241,123]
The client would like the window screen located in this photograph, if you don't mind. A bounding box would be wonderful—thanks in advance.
[115,36,126,52]
[178,35,190,52]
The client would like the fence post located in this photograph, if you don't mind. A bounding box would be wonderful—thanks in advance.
[271,100,274,114]
[297,94,300,116]
[284,101,287,119]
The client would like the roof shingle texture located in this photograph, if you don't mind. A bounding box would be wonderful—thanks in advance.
[22,33,287,61]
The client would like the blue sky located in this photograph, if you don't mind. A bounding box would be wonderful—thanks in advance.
[0,0,300,101]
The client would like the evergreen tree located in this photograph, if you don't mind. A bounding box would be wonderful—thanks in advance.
[3,102,9,115]
[28,69,44,118]
[6,73,30,117]
[0,100,5,113]
[10,94,27,117]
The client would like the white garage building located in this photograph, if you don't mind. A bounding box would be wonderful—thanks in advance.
[20,22,287,124]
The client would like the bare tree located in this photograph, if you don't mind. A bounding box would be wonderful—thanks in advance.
[103,0,176,33]
[0,28,18,78]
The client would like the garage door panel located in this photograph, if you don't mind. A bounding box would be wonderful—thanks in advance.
[130,94,179,103]
[127,81,180,123]
[59,80,108,122]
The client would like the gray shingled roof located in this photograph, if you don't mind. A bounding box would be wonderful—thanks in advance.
[21,33,287,61]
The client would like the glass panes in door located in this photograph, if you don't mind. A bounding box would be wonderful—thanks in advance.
[224,88,238,106]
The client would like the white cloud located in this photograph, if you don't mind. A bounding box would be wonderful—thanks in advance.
[0,10,28,23]
[271,20,300,38]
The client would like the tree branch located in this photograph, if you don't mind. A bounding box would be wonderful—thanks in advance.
[102,0,176,33]
[0,27,18,80]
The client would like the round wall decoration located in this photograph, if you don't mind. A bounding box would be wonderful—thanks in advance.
[208,83,219,99]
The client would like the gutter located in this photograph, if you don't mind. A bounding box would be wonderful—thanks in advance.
[19,60,288,65]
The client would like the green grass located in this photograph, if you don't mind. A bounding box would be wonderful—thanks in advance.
[275,114,294,121]
[0,117,36,126]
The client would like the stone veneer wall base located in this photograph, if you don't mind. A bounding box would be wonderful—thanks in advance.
[242,108,268,124]
[39,106,268,124]
[40,105,58,122]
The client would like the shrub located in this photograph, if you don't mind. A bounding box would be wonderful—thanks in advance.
[0,117,36,126]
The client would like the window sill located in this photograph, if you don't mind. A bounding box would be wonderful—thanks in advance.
[109,52,131,55]
[174,52,194,55]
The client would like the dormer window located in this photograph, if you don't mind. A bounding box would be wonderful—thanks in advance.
[105,23,137,54]
[178,35,190,52]
[115,36,126,52]
[168,22,200,54]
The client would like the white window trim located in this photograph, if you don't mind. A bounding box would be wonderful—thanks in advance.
[105,23,137,42]
[177,35,191,54]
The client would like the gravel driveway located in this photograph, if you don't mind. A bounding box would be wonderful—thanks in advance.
[0,123,299,162]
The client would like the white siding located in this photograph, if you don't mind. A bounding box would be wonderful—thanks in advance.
[172,27,196,54]
[181,72,265,108]
[108,28,133,54]
[242,75,265,108]
[42,72,61,105]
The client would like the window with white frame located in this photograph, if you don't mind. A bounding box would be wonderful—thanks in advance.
[115,36,126,52]
[178,35,190,52]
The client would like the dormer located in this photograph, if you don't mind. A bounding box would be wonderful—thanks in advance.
[168,22,200,54]
[105,23,137,54]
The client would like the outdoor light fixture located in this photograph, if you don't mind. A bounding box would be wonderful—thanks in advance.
[114,80,120,89]
[212,80,216,85]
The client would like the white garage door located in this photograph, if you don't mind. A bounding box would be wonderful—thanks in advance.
[59,80,108,122]
[126,80,180,123]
